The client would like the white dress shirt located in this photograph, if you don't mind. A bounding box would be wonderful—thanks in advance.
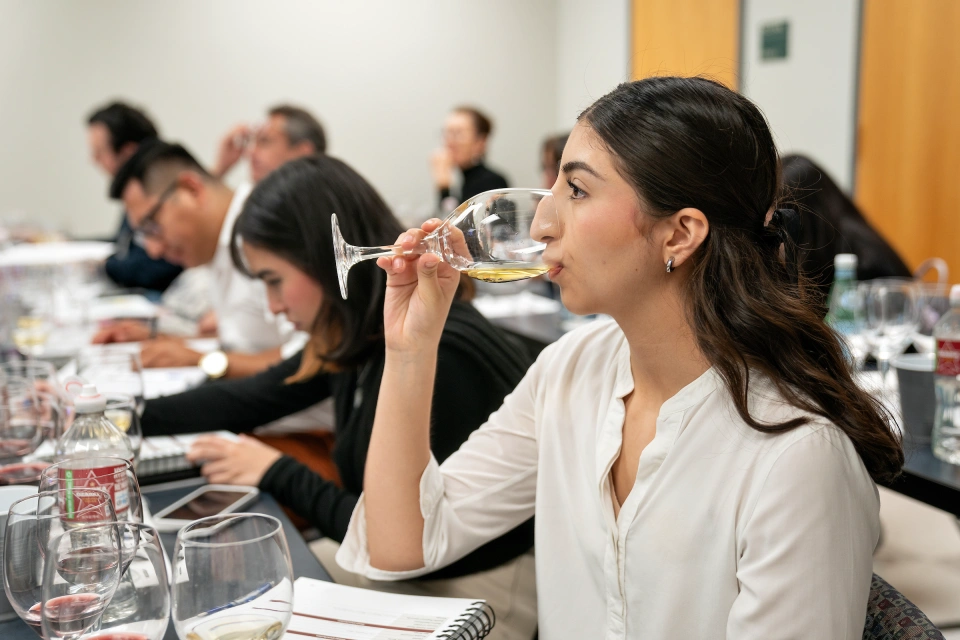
[209,182,306,354]
[338,318,880,639]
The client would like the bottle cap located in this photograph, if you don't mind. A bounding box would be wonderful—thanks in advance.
[951,284,960,307]
[834,254,858,270]
[73,383,106,414]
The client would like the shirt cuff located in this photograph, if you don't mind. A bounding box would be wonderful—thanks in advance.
[335,454,444,581]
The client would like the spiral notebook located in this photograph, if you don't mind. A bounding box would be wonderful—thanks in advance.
[285,577,495,639]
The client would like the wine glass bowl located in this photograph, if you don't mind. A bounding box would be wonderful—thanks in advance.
[332,188,555,299]
[860,278,920,395]
[40,457,142,526]
[3,488,116,636]
[41,521,124,640]
[172,513,294,640]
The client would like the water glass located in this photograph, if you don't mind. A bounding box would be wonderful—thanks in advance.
[172,513,294,640]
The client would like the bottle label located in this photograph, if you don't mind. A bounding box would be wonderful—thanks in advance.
[937,339,960,376]
[60,464,129,521]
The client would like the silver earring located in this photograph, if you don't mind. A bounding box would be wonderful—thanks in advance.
[666,258,674,273]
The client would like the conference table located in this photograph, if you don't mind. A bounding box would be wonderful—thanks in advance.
[489,306,960,518]
[0,477,332,640]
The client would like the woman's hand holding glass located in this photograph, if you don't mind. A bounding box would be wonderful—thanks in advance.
[376,220,463,354]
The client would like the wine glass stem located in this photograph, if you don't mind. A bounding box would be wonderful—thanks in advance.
[353,243,422,262]
[877,356,891,397]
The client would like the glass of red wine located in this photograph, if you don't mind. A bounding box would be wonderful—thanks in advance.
[0,377,49,486]
[2,488,116,635]
[40,521,125,640]
[43,522,171,640]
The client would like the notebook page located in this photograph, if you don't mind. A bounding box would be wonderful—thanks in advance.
[284,577,483,640]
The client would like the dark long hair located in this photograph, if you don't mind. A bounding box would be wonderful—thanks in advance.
[782,153,911,304]
[581,77,902,484]
[231,155,404,378]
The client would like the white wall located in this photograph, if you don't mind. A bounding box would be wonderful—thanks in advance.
[740,0,861,191]
[0,0,557,236]
[555,0,630,132]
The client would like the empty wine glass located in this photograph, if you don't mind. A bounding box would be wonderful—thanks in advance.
[44,522,171,640]
[40,457,142,525]
[333,188,556,299]
[102,394,142,470]
[41,521,124,640]
[3,488,115,636]
[172,513,294,640]
[860,278,920,395]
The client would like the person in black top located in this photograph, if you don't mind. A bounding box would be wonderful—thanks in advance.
[140,155,538,639]
[431,106,509,214]
[782,154,912,306]
[86,102,182,291]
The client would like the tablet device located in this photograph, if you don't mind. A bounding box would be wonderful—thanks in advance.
[153,485,259,532]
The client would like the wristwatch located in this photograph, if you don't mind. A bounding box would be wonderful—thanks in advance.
[199,350,229,379]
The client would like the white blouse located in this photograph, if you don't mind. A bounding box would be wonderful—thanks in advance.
[338,319,880,639]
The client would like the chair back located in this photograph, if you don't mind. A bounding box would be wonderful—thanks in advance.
[863,573,944,639]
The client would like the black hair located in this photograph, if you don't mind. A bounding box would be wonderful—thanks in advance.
[268,105,327,154]
[109,141,209,199]
[781,153,911,304]
[230,155,404,375]
[86,101,158,152]
[581,77,902,484]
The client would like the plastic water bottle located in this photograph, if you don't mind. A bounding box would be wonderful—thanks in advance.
[931,285,960,464]
[55,381,135,518]
[825,254,864,366]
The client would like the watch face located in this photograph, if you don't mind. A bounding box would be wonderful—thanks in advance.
[202,351,229,377]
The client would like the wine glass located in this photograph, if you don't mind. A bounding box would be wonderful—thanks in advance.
[41,522,171,640]
[860,279,920,395]
[0,387,63,486]
[172,513,294,640]
[3,488,116,635]
[76,350,145,416]
[0,377,45,462]
[102,394,142,470]
[40,457,142,525]
[40,522,124,640]
[332,188,556,299]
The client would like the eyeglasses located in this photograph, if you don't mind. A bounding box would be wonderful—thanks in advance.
[132,182,177,245]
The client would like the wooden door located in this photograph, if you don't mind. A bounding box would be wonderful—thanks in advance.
[631,0,740,88]
[855,0,960,279]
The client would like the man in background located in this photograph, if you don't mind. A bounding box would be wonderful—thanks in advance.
[212,104,326,183]
[86,101,183,291]
[96,141,301,379]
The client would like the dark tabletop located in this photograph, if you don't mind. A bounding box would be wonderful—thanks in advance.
[0,477,331,640]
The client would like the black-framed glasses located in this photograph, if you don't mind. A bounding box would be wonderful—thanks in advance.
[132,182,177,245]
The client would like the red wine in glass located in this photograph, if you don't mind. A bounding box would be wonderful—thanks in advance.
[31,593,108,637]
[0,461,49,485]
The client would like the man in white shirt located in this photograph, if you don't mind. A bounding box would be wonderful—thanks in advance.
[96,141,297,379]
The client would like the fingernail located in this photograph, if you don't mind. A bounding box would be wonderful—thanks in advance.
[402,234,413,244]
[393,257,404,269]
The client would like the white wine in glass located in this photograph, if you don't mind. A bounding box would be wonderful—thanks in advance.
[332,188,556,299]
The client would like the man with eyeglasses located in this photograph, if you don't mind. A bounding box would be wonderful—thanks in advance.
[93,141,304,380]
